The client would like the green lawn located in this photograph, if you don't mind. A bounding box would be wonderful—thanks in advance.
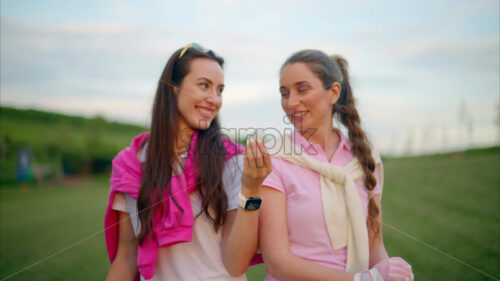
[1,149,499,280]
[0,178,267,281]
[381,149,500,280]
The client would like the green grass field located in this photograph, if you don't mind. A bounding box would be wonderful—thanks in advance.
[1,148,499,280]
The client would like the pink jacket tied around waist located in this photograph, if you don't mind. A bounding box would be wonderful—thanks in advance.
[104,131,257,279]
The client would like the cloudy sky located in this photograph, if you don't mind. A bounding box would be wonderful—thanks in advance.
[1,0,498,155]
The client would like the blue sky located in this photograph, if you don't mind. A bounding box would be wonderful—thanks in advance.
[1,0,498,155]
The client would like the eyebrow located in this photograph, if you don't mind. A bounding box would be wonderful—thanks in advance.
[280,81,311,89]
[294,81,311,86]
[197,77,224,88]
[197,77,213,84]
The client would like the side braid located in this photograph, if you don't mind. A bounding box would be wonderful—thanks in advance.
[332,55,381,237]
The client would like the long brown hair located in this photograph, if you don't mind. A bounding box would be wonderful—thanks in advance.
[137,46,228,244]
[281,50,381,237]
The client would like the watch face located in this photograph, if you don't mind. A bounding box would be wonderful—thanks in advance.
[245,198,262,210]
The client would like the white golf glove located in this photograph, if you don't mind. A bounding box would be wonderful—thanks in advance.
[353,257,414,281]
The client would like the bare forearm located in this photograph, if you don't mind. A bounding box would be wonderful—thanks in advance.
[106,211,138,281]
[369,239,389,268]
[222,138,270,275]
[222,187,260,275]
[265,252,354,281]
[367,194,389,268]
[105,256,137,281]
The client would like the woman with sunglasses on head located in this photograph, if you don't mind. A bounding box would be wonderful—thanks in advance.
[104,43,271,281]
[258,50,414,281]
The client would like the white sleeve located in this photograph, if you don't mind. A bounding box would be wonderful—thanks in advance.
[223,154,244,211]
[111,192,128,212]
[122,193,141,236]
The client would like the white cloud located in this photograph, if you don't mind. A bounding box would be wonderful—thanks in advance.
[1,0,498,155]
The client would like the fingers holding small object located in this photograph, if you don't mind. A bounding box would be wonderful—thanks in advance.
[245,138,255,170]
[254,128,265,144]
[244,131,272,183]
[248,138,260,169]
[254,140,265,168]
[247,132,266,169]
[257,140,272,171]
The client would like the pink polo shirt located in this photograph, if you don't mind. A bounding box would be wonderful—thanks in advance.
[262,129,383,281]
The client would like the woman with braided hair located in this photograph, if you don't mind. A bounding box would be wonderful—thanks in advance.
[259,50,414,281]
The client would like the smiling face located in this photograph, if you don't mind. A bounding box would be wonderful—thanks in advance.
[175,57,224,132]
[280,62,340,133]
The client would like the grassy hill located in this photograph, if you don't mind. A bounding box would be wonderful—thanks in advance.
[0,106,146,183]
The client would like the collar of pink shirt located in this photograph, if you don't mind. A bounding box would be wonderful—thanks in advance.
[291,129,352,160]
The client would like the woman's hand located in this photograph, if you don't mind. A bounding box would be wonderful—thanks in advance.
[241,138,272,195]
[221,137,271,276]
[354,257,413,281]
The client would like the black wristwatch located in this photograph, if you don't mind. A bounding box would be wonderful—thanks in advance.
[238,192,262,210]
